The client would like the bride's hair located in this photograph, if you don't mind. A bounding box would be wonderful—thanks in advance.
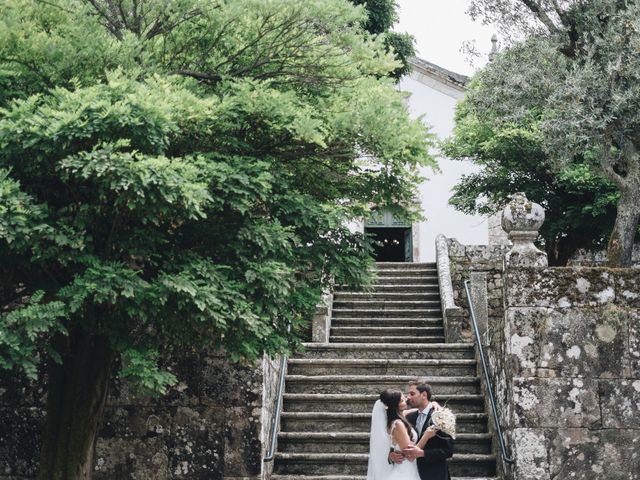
[379,389,412,438]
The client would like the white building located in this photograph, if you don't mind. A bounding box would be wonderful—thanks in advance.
[362,57,489,262]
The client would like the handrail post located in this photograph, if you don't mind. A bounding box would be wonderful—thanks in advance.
[263,323,291,463]
[263,354,287,462]
[464,280,514,465]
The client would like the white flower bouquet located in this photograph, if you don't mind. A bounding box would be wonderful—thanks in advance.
[430,407,456,439]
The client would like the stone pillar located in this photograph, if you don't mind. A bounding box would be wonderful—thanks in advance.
[501,193,547,268]
[311,293,333,343]
[435,234,466,343]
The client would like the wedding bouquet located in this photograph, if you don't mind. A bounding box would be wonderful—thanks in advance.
[430,407,456,439]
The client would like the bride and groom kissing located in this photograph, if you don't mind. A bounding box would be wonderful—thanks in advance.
[367,380,454,480]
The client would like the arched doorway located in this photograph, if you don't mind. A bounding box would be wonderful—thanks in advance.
[364,209,413,262]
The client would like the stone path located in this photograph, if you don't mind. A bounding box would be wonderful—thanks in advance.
[272,262,498,480]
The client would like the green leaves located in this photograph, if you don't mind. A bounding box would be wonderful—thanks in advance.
[0,292,67,379]
[0,169,50,249]
[119,348,177,396]
[0,0,431,394]
[445,68,619,265]
[60,142,213,221]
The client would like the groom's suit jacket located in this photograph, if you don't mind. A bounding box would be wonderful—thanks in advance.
[406,408,454,480]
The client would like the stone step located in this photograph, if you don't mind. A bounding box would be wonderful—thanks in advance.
[286,359,475,377]
[374,268,438,283]
[375,263,436,270]
[280,412,488,434]
[273,453,496,476]
[330,335,446,344]
[332,308,442,318]
[330,326,444,335]
[332,300,442,309]
[283,393,486,413]
[284,375,481,394]
[368,277,438,286]
[333,292,441,300]
[374,262,437,269]
[272,476,498,480]
[330,318,444,328]
[363,284,440,292]
[277,432,493,455]
[299,343,474,360]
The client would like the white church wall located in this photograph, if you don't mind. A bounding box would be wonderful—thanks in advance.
[399,75,488,261]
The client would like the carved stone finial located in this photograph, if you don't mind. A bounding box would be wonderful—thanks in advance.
[489,34,499,62]
[501,192,548,268]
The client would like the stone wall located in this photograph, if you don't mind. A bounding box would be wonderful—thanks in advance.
[446,238,509,342]
[444,238,513,479]
[0,352,282,480]
[445,235,640,480]
[502,267,640,480]
[568,244,640,266]
[446,193,639,479]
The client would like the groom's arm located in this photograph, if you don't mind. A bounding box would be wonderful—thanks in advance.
[403,436,453,463]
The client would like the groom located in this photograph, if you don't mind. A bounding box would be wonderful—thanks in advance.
[390,380,454,480]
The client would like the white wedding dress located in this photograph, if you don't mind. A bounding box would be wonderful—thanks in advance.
[366,400,421,480]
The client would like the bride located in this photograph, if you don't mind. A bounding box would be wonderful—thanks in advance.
[366,389,437,480]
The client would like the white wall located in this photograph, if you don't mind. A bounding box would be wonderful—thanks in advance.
[398,75,488,261]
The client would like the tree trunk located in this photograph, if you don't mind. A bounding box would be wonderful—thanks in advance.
[607,185,640,267]
[38,329,115,480]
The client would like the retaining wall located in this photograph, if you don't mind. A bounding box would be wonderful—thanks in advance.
[0,353,281,480]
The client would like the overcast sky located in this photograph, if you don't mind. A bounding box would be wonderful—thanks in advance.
[395,0,496,76]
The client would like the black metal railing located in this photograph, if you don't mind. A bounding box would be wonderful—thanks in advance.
[264,323,291,463]
[463,280,514,465]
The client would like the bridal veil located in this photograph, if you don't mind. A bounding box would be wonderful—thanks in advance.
[366,399,393,480]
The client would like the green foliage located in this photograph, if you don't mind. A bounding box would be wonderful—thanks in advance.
[352,0,397,33]
[0,291,67,379]
[463,0,640,265]
[0,0,432,394]
[444,85,618,265]
[384,32,416,80]
[119,348,177,396]
[349,0,416,80]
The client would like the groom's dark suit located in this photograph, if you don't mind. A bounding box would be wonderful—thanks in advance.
[406,408,454,480]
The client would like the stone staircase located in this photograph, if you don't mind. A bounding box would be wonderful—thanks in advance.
[272,262,498,480]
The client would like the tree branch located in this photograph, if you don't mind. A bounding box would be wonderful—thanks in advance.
[173,69,222,83]
[520,0,561,34]
[34,0,75,14]
[600,147,627,189]
[84,0,124,40]
[622,139,639,178]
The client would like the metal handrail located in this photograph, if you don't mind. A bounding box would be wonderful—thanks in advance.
[264,323,291,463]
[463,280,514,465]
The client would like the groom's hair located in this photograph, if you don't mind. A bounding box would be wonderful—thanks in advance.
[408,379,433,400]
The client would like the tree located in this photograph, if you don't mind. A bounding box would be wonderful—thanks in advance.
[466,0,640,266]
[0,1,433,478]
[443,90,619,266]
[350,0,416,80]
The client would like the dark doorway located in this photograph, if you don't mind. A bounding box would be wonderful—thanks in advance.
[366,227,412,262]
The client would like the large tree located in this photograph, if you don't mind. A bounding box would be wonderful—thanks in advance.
[443,48,619,266]
[0,1,433,478]
[465,0,640,266]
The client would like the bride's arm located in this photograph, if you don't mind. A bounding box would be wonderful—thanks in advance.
[391,421,414,450]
